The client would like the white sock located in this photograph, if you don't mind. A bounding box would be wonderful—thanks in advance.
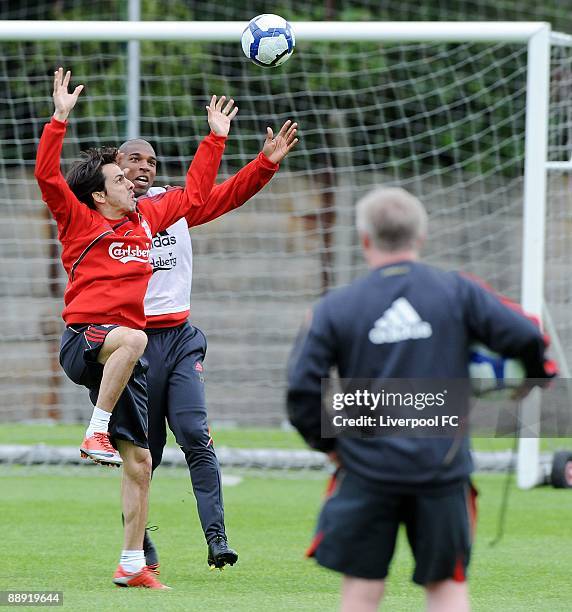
[120,550,146,573]
[85,407,111,438]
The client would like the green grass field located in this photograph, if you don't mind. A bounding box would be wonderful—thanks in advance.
[0,424,307,450]
[1,423,571,453]
[2,425,572,610]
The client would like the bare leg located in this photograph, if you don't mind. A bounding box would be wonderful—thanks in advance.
[81,328,148,465]
[111,440,170,588]
[426,580,470,612]
[341,576,385,612]
[117,439,152,550]
[96,327,147,413]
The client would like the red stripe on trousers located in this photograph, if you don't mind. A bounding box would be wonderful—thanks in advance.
[305,470,340,558]
[453,483,478,583]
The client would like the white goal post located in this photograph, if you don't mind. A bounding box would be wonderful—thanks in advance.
[0,20,568,487]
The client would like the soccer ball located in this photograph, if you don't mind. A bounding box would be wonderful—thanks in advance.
[468,343,526,397]
[241,14,295,67]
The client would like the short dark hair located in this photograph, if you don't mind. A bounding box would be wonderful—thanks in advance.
[118,138,156,154]
[66,146,119,209]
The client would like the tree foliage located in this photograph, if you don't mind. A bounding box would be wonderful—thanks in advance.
[0,0,557,179]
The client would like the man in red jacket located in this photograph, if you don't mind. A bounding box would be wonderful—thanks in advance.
[35,67,236,589]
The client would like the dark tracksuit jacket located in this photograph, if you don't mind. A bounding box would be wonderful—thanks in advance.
[287,260,553,486]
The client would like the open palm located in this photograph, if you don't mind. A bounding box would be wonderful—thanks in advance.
[206,95,238,137]
[52,67,84,122]
[262,120,299,164]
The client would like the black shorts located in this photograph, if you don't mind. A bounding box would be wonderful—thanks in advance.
[307,469,477,585]
[59,324,149,449]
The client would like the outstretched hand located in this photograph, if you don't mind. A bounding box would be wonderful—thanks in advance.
[262,120,298,164]
[52,67,84,122]
[206,95,238,137]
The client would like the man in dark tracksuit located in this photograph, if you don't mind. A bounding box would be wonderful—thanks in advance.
[287,187,554,611]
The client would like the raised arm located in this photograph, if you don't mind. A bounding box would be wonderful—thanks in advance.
[138,95,238,234]
[34,68,89,234]
[186,120,299,227]
[461,274,556,380]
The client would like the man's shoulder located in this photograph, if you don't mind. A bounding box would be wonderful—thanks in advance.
[145,186,167,198]
[334,262,459,289]
[137,186,189,234]
[324,263,466,309]
[139,185,183,201]
[410,260,457,278]
[314,263,467,315]
[316,272,376,315]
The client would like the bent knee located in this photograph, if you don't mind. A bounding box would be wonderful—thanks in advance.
[176,425,212,451]
[123,329,148,359]
[135,448,153,475]
[100,327,148,365]
[123,446,152,481]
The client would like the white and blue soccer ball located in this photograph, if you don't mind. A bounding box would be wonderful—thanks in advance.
[468,343,526,397]
[241,14,295,67]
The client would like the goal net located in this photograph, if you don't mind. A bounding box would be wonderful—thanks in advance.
[0,22,570,480]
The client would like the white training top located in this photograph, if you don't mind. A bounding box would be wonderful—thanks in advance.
[142,186,193,317]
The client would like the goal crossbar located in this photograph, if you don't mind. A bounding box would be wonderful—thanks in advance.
[0,21,552,43]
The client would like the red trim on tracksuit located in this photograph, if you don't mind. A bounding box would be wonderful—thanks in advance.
[452,482,478,583]
[85,331,107,340]
[452,557,466,582]
[84,324,112,346]
[146,310,191,329]
[305,469,340,558]
[305,532,324,559]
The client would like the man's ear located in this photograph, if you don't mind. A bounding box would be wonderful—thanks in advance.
[92,190,106,205]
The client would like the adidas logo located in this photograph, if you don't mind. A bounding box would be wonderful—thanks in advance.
[369,298,433,344]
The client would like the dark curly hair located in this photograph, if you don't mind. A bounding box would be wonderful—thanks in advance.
[66,146,119,209]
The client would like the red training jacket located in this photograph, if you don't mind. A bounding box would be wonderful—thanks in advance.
[35,117,226,329]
